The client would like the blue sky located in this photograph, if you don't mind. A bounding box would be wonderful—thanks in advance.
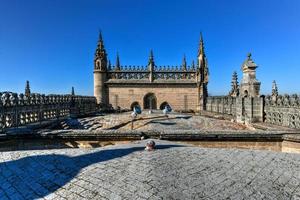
[0,0,299,95]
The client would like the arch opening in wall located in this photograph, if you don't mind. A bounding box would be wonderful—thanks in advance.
[160,102,170,110]
[130,101,140,111]
[244,90,248,97]
[143,93,157,109]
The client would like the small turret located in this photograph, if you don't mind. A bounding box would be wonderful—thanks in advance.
[240,53,261,97]
[229,71,239,97]
[94,31,108,105]
[25,80,31,97]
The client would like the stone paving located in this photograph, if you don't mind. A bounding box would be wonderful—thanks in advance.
[63,112,250,131]
[0,140,300,200]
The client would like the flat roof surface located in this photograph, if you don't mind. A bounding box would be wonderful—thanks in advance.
[1,139,300,199]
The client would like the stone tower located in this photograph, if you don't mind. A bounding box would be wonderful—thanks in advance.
[229,71,239,97]
[196,33,209,112]
[240,53,260,97]
[25,80,31,97]
[93,32,108,105]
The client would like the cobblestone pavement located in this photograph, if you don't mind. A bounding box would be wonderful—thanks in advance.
[1,140,300,200]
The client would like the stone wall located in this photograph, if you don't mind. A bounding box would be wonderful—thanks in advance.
[206,96,236,116]
[264,94,300,129]
[236,97,263,124]
[206,94,300,129]
[0,92,97,131]
[108,85,198,111]
[206,96,263,124]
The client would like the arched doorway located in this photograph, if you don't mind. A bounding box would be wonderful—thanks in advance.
[143,93,157,109]
[130,101,140,111]
[244,90,248,98]
[160,102,170,110]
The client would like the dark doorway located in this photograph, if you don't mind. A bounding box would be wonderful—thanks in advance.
[160,102,170,110]
[144,93,157,109]
[130,102,140,111]
[244,90,248,98]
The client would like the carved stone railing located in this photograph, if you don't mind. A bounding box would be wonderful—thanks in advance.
[0,92,97,131]
[108,65,197,80]
[264,94,300,129]
[204,94,300,129]
[206,96,236,116]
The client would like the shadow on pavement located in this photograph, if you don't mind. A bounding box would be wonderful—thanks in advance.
[0,144,184,199]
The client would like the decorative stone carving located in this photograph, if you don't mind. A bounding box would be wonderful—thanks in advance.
[0,92,97,130]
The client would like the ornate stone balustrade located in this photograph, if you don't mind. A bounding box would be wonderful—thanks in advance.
[0,92,97,131]
[264,94,300,129]
[205,94,300,129]
[107,66,197,80]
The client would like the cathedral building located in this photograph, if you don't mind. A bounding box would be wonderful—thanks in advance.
[93,32,209,112]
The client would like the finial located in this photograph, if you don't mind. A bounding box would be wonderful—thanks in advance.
[115,52,120,70]
[182,54,187,70]
[96,30,105,50]
[108,60,112,71]
[98,29,103,42]
[200,32,203,43]
[25,80,31,97]
[229,71,239,97]
[150,49,154,59]
[71,87,75,96]
[191,60,195,69]
[198,32,205,56]
[247,53,252,59]
[272,80,278,98]
[148,49,155,66]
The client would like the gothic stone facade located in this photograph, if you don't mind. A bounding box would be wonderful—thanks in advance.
[93,33,209,112]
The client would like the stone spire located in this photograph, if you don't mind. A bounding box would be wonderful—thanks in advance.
[229,71,239,97]
[197,33,209,83]
[182,55,187,71]
[115,53,121,71]
[94,31,107,71]
[191,60,195,70]
[148,50,155,82]
[198,32,205,58]
[196,33,209,112]
[272,80,278,100]
[71,87,75,96]
[107,60,112,71]
[25,80,31,97]
[148,50,155,69]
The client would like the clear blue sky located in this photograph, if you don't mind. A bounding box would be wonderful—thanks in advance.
[0,0,300,96]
